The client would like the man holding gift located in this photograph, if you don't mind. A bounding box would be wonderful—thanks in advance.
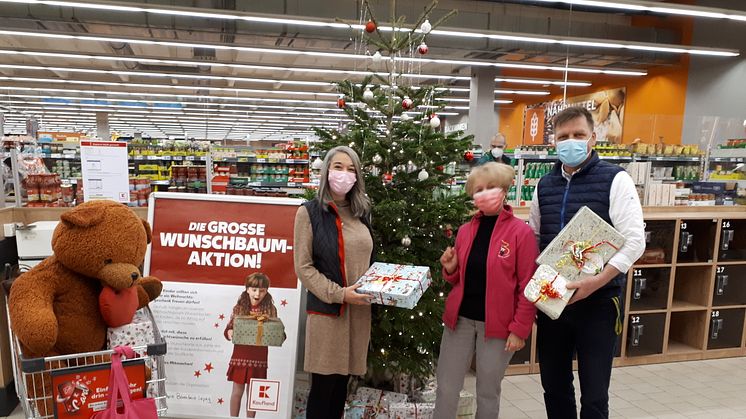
[529,106,645,419]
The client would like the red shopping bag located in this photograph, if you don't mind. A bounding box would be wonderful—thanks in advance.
[91,346,158,419]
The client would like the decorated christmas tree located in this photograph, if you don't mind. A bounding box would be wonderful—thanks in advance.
[312,0,474,389]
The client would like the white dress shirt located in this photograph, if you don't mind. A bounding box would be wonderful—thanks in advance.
[528,167,646,274]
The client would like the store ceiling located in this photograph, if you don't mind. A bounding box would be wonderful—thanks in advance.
[0,0,740,141]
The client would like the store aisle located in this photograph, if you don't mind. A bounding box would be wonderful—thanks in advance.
[5,357,745,418]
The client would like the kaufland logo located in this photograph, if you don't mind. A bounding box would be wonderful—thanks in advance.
[249,379,280,412]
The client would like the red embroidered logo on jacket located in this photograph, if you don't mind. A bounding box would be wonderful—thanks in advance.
[498,240,511,258]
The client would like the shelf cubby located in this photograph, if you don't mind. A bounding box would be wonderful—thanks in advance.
[639,220,676,265]
[672,266,712,310]
[717,219,746,261]
[712,264,746,306]
[626,313,666,357]
[668,310,708,353]
[676,219,717,263]
[707,308,745,350]
[629,267,671,312]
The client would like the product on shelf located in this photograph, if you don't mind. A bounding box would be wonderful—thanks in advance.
[719,139,746,149]
[23,173,62,207]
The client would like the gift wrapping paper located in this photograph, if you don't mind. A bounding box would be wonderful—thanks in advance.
[389,401,435,419]
[106,308,157,397]
[345,387,410,419]
[356,263,431,309]
[416,387,474,416]
[293,382,310,418]
[527,206,626,319]
[232,315,286,346]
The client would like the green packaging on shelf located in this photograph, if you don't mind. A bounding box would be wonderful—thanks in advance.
[525,206,626,320]
[232,315,287,347]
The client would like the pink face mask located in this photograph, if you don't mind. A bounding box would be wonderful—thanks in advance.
[328,170,357,196]
[473,187,505,214]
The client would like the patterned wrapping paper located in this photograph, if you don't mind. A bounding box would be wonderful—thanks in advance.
[388,401,435,419]
[106,308,157,397]
[525,206,626,320]
[416,386,474,417]
[232,315,286,347]
[355,263,432,309]
[293,382,310,418]
[345,387,410,419]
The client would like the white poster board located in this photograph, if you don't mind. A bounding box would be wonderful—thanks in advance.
[144,193,302,419]
[80,140,129,203]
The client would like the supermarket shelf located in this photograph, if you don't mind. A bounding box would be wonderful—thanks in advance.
[43,153,79,160]
[709,157,746,163]
[151,180,171,186]
[214,157,309,164]
[640,156,702,162]
[710,148,746,159]
[129,155,207,162]
[248,181,315,188]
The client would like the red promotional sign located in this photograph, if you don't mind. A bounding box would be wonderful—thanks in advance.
[51,360,146,419]
[147,194,301,289]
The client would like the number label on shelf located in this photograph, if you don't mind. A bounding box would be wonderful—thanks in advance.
[631,316,641,324]
[712,311,720,318]
[633,269,643,277]
[681,222,687,230]
[723,221,731,229]
[717,266,726,274]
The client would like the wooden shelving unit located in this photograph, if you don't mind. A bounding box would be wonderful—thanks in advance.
[506,206,746,375]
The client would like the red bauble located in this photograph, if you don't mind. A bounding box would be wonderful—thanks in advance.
[402,97,413,110]
[464,151,474,161]
[436,165,444,171]
[383,172,393,184]
[365,20,377,33]
[337,98,346,108]
[418,42,429,55]
[445,229,453,239]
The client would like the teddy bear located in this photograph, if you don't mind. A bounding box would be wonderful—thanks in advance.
[9,200,162,358]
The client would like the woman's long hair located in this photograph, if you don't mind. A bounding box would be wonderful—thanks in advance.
[317,146,371,218]
[233,272,277,317]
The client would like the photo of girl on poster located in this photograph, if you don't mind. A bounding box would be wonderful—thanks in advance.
[224,273,278,418]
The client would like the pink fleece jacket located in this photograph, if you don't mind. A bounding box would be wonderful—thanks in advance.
[442,205,539,340]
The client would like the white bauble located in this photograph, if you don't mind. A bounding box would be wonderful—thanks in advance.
[421,19,432,34]
[311,157,323,170]
[417,169,430,181]
[372,154,383,164]
[372,51,383,63]
[363,87,374,101]
[429,115,441,128]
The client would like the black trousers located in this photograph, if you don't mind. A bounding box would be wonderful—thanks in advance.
[306,373,350,419]
[537,296,620,419]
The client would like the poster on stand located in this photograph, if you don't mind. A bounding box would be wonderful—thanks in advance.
[524,87,626,144]
[144,192,303,419]
[80,140,129,203]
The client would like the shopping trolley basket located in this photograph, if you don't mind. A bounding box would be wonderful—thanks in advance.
[3,276,168,418]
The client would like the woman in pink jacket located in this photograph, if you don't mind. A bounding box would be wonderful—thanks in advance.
[434,162,539,419]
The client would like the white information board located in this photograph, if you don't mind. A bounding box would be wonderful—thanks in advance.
[80,140,129,203]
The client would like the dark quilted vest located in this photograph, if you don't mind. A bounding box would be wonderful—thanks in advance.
[537,151,626,296]
[303,199,374,316]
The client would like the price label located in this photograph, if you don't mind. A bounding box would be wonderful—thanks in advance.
[50,153,62,159]
[173,156,183,161]
[286,159,295,163]
[238,157,248,163]
[256,158,266,163]
[186,156,195,161]
[163,156,172,160]
[148,155,159,160]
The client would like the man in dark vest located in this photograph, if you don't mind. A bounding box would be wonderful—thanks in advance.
[529,106,645,419]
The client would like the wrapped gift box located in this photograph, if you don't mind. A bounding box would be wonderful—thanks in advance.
[232,315,286,347]
[389,402,435,419]
[416,384,474,417]
[524,265,572,320]
[536,206,625,281]
[356,263,431,309]
[107,308,157,397]
[345,387,409,419]
[293,382,310,418]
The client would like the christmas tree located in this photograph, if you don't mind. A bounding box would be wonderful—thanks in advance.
[312,0,474,388]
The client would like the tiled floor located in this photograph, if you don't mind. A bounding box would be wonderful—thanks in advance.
[5,357,746,418]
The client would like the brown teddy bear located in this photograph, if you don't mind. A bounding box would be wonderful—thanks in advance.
[9,200,162,358]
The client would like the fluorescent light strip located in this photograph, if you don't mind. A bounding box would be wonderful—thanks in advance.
[0,0,739,55]
[446,87,549,95]
[0,29,648,76]
[436,98,514,104]
[0,76,337,97]
[0,49,591,87]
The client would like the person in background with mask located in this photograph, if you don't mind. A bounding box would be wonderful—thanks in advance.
[529,107,645,419]
[477,133,511,165]
[293,146,374,419]
[434,162,538,419]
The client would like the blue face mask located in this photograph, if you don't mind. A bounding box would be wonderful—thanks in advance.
[556,138,589,167]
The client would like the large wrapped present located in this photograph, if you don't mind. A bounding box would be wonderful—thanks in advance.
[536,206,625,280]
[345,387,409,419]
[107,308,158,397]
[416,385,474,417]
[356,263,431,309]
[527,206,626,319]
[232,315,286,347]
[389,402,435,419]
[293,381,310,418]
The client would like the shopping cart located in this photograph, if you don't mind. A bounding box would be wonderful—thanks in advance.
[2,269,168,418]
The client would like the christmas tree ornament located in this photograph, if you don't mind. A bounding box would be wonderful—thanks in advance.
[311,157,323,170]
[363,87,374,102]
[444,224,454,238]
[436,165,444,171]
[370,166,381,176]
[417,169,430,181]
[406,161,417,173]
[337,97,346,108]
[365,20,377,33]
[401,113,412,122]
[418,42,429,55]
[429,114,441,128]
[421,19,432,34]
[464,150,474,161]
[401,236,412,247]
[402,96,413,110]
[372,51,383,63]
[382,172,393,185]
[372,153,383,164]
